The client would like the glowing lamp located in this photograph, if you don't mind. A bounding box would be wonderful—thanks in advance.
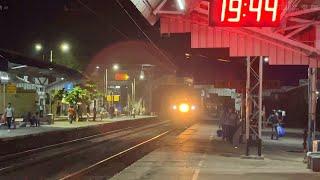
[179,103,190,113]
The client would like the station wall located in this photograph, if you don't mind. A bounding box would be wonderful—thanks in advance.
[0,92,37,117]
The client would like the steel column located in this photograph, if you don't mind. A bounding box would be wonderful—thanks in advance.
[245,56,251,156]
[258,56,263,156]
[245,56,264,157]
[258,56,263,139]
[312,68,317,141]
[307,67,317,152]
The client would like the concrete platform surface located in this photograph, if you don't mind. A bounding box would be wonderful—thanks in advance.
[0,115,154,139]
[111,121,320,180]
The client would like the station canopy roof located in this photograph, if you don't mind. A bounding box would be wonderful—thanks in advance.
[0,49,84,85]
[130,0,320,67]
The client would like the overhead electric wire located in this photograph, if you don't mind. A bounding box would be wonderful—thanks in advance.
[77,0,129,39]
[115,0,177,69]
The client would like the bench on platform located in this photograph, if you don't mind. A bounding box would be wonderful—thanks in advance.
[307,152,320,172]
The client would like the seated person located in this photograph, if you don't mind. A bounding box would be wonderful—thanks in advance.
[20,112,32,127]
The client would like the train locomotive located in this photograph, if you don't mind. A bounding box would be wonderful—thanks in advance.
[152,84,200,126]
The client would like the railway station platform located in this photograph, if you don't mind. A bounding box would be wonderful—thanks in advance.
[111,120,320,180]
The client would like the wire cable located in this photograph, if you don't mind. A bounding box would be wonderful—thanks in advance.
[77,0,129,39]
[115,0,176,69]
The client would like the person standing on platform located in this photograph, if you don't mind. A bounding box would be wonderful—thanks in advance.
[39,103,44,118]
[268,110,280,140]
[225,107,238,143]
[68,105,76,124]
[131,107,136,118]
[219,106,228,141]
[56,102,61,116]
[86,105,90,121]
[4,103,14,131]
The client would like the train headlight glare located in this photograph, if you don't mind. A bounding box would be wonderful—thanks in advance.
[172,105,177,110]
[191,105,196,110]
[179,103,190,113]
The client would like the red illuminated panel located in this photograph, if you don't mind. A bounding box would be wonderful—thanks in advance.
[115,73,129,81]
[210,0,287,27]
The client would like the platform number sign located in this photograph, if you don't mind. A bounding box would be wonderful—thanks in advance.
[210,0,287,27]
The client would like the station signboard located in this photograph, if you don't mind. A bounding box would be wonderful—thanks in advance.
[64,82,74,92]
[7,83,16,94]
[115,73,129,81]
[106,95,120,102]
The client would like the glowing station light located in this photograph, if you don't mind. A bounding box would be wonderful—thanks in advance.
[210,0,287,27]
[177,0,185,10]
[113,64,119,71]
[60,42,70,52]
[35,43,43,51]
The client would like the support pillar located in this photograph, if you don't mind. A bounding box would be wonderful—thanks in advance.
[307,67,317,152]
[244,56,264,158]
[245,56,251,156]
[258,56,263,156]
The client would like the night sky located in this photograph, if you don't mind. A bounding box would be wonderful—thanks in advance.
[0,0,309,85]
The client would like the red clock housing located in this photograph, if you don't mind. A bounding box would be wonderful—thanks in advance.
[210,0,287,27]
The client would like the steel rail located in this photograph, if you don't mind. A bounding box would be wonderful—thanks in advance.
[59,130,172,180]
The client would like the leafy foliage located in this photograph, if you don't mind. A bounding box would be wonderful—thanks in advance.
[52,89,65,102]
[64,86,89,105]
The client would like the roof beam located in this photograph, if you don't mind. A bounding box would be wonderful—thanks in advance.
[285,7,320,17]
[288,17,315,23]
[285,23,313,38]
[242,27,320,56]
[276,23,309,32]
[153,0,167,15]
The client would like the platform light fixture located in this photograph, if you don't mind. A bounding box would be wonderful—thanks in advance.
[177,0,185,10]
[0,76,9,81]
[60,42,70,52]
[139,70,145,80]
[113,64,119,71]
[11,65,27,70]
[264,57,269,63]
[35,43,43,51]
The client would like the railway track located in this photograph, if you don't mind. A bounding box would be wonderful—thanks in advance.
[0,121,185,179]
[59,130,172,180]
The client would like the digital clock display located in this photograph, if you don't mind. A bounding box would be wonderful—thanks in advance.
[210,0,287,27]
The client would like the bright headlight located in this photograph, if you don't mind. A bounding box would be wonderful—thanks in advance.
[179,103,190,113]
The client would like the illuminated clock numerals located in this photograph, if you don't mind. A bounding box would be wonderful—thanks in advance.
[249,0,262,22]
[265,0,279,21]
[228,0,242,22]
[220,0,242,22]
[221,0,227,21]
